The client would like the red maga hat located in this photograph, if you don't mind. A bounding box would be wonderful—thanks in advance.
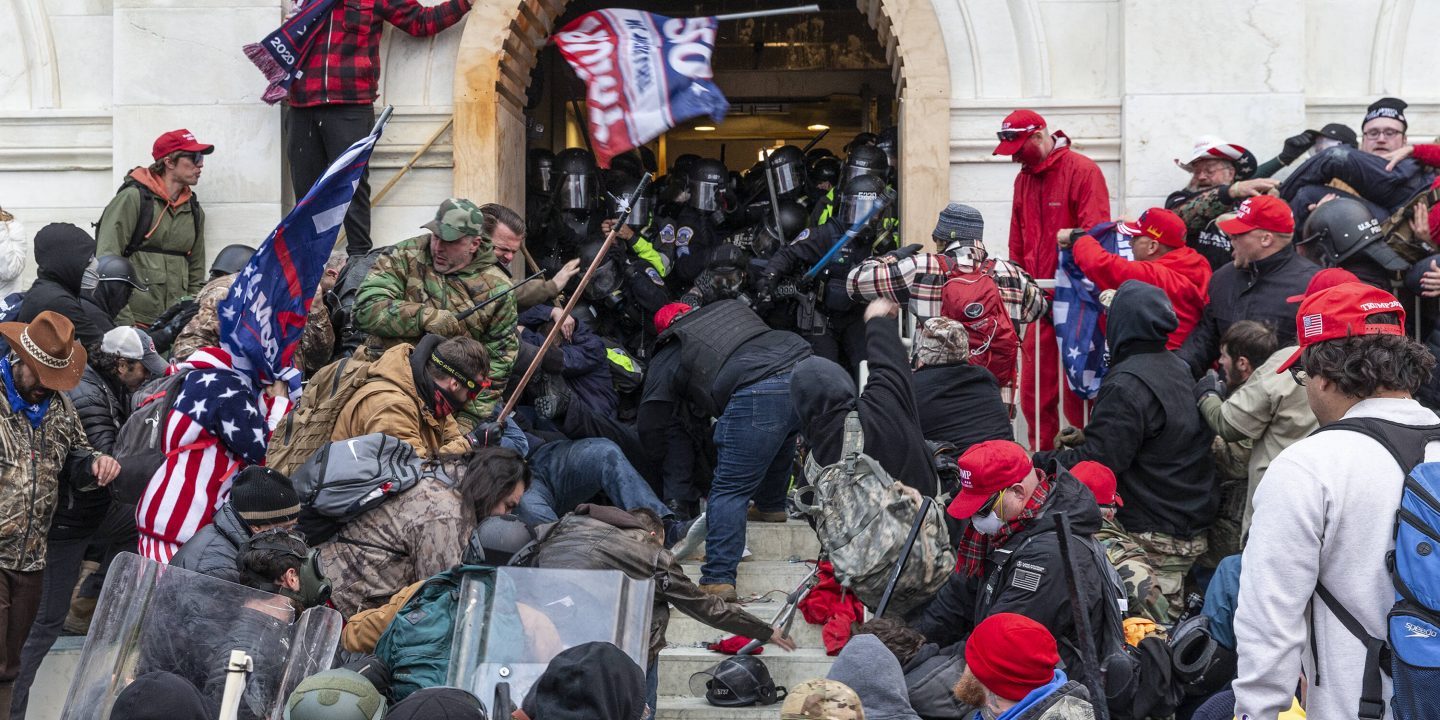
[993,109,1046,156]
[1217,196,1294,235]
[1118,208,1187,249]
[947,440,1033,519]
[1276,282,1405,374]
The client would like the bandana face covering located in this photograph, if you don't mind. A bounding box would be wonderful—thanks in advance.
[414,334,487,418]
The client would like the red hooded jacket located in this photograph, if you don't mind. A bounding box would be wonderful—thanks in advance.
[1007,133,1112,279]
[1071,235,1212,349]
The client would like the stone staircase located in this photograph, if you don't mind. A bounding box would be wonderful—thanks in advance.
[656,519,835,719]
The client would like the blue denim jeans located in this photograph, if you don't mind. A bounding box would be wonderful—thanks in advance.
[517,438,673,525]
[700,372,799,585]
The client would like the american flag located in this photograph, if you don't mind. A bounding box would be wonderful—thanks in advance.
[1302,313,1324,338]
[1054,222,1133,399]
[135,347,291,563]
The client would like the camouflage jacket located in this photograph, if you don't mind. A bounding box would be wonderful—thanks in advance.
[170,274,336,373]
[353,235,518,428]
[315,474,474,617]
[1012,679,1096,720]
[1167,185,1233,242]
[1095,518,1169,625]
[0,393,96,571]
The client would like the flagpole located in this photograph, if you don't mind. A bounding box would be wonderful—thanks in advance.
[713,4,819,22]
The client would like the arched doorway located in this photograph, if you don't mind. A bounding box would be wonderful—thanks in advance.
[453,0,952,240]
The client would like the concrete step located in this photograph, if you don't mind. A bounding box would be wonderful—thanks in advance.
[656,646,835,698]
[679,560,817,598]
[664,596,825,647]
[674,520,820,564]
[655,695,795,719]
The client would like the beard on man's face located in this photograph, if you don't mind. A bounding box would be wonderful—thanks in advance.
[953,668,990,711]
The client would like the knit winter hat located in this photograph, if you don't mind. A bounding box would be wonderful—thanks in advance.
[229,466,300,525]
[931,203,984,246]
[1364,97,1408,131]
[385,688,487,720]
[964,613,1060,701]
[912,317,971,366]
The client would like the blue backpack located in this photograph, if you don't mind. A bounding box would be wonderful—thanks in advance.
[374,565,494,702]
[1314,418,1440,720]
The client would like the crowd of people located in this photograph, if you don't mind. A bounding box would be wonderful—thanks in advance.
[5,50,1440,719]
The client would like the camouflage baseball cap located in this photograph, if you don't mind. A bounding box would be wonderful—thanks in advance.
[780,679,865,720]
[423,198,487,242]
[913,316,971,366]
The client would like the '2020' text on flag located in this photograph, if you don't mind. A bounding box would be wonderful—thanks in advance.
[554,9,730,168]
[219,110,389,395]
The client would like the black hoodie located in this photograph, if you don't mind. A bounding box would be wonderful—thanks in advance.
[110,671,210,720]
[791,317,937,495]
[911,361,1013,455]
[1036,280,1217,537]
[521,641,646,720]
[19,222,104,345]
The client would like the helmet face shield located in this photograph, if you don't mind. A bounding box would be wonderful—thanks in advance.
[536,165,554,193]
[770,161,804,196]
[839,191,884,225]
[559,174,595,211]
[842,163,883,185]
[690,179,721,212]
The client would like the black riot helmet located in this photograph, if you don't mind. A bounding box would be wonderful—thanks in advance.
[689,656,786,707]
[806,147,835,164]
[608,153,643,182]
[762,200,808,245]
[461,514,535,567]
[1299,197,1408,272]
[577,241,622,305]
[875,126,899,175]
[838,173,889,226]
[842,144,889,186]
[527,148,556,193]
[809,156,842,191]
[1169,615,1238,697]
[688,159,729,212]
[670,153,702,182]
[91,255,147,320]
[210,244,256,279]
[765,146,808,198]
[845,132,878,153]
[607,174,653,225]
[554,148,599,212]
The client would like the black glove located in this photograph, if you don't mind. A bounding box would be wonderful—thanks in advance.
[885,243,924,262]
[466,421,505,448]
[1278,130,1319,165]
[756,272,779,303]
[1193,370,1226,404]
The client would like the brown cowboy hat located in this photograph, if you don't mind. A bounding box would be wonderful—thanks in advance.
[0,311,86,392]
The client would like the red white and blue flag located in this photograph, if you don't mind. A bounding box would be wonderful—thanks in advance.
[554,9,730,168]
[219,110,389,396]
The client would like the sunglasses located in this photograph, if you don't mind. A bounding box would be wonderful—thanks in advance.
[973,487,1007,518]
[1288,364,1310,386]
[996,126,1040,143]
[176,151,205,165]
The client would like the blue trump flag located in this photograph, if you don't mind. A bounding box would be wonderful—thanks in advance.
[219,107,391,393]
[1053,221,1133,399]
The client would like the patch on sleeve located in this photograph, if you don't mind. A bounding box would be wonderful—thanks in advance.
[646,267,665,285]
[1011,567,1042,593]
[659,224,677,244]
[676,226,694,247]
[792,228,810,244]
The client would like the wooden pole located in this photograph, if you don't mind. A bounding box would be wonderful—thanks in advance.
[372,118,454,207]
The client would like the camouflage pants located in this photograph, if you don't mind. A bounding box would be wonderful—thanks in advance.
[1114,554,1170,626]
[1131,531,1207,623]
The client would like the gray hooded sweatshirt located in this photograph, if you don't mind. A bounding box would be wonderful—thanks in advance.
[828,634,922,720]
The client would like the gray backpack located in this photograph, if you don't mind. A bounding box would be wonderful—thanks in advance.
[794,412,955,616]
[292,433,427,545]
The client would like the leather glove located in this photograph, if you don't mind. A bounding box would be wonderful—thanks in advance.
[1193,370,1226,404]
[756,272,779,303]
[1055,426,1085,449]
[466,420,505,448]
[884,243,924,263]
[424,308,466,337]
[1278,130,1319,165]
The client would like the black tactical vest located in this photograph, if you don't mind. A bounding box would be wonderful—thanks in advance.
[658,299,770,416]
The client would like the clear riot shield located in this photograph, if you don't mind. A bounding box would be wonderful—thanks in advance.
[60,552,343,720]
[447,566,654,713]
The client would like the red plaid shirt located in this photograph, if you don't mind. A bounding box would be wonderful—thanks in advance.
[846,245,1049,325]
[288,0,471,108]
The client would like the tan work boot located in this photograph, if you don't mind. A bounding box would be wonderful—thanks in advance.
[747,507,788,523]
[700,583,738,602]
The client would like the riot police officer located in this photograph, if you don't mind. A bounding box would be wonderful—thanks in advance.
[810,144,889,226]
[526,148,556,240]
[660,158,728,290]
[534,148,603,277]
[1297,196,1409,289]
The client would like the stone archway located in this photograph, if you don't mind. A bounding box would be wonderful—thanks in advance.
[452,0,952,239]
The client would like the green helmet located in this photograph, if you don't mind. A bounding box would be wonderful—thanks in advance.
[284,669,386,720]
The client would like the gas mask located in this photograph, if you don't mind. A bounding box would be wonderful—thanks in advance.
[282,548,333,609]
[80,257,100,292]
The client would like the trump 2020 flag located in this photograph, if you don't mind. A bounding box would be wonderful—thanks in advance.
[219,109,390,395]
[554,10,729,168]
[1053,222,1133,399]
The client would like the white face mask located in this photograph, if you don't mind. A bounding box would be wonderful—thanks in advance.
[971,510,1005,535]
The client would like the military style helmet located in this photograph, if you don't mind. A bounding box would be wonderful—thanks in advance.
[554,148,598,211]
[689,656,787,707]
[461,514,535,567]
[210,244,256,279]
[765,145,808,198]
[1299,197,1408,272]
[284,669,386,720]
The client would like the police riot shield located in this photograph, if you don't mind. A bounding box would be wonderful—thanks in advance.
[60,552,343,720]
[447,566,653,714]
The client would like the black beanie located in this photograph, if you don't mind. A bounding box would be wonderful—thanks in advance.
[1364,97,1408,131]
[386,687,488,720]
[229,466,301,524]
[111,671,210,720]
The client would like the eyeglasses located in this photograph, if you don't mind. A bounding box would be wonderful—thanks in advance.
[1363,128,1404,139]
[996,127,1040,143]
[1288,364,1309,386]
[973,488,1007,518]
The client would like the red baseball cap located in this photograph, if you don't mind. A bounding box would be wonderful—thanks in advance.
[947,440,1034,519]
[1118,208,1187,249]
[1217,196,1294,236]
[653,302,693,334]
[1276,283,1406,373]
[993,110,1047,156]
[152,129,215,161]
[1069,460,1122,507]
[965,613,1060,701]
[1286,267,1361,303]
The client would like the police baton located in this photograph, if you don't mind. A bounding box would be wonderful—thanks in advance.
[455,270,545,321]
[496,173,653,425]
[802,188,897,281]
[1054,512,1111,720]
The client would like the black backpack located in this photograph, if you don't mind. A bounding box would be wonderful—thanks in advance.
[109,370,199,503]
[102,178,204,258]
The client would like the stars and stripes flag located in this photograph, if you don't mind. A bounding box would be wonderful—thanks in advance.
[219,108,390,396]
[1053,222,1133,399]
[553,9,730,168]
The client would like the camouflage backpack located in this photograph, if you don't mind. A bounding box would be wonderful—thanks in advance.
[794,412,954,616]
[266,356,373,475]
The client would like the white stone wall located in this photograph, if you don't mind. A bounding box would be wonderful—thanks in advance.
[2,0,1440,285]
